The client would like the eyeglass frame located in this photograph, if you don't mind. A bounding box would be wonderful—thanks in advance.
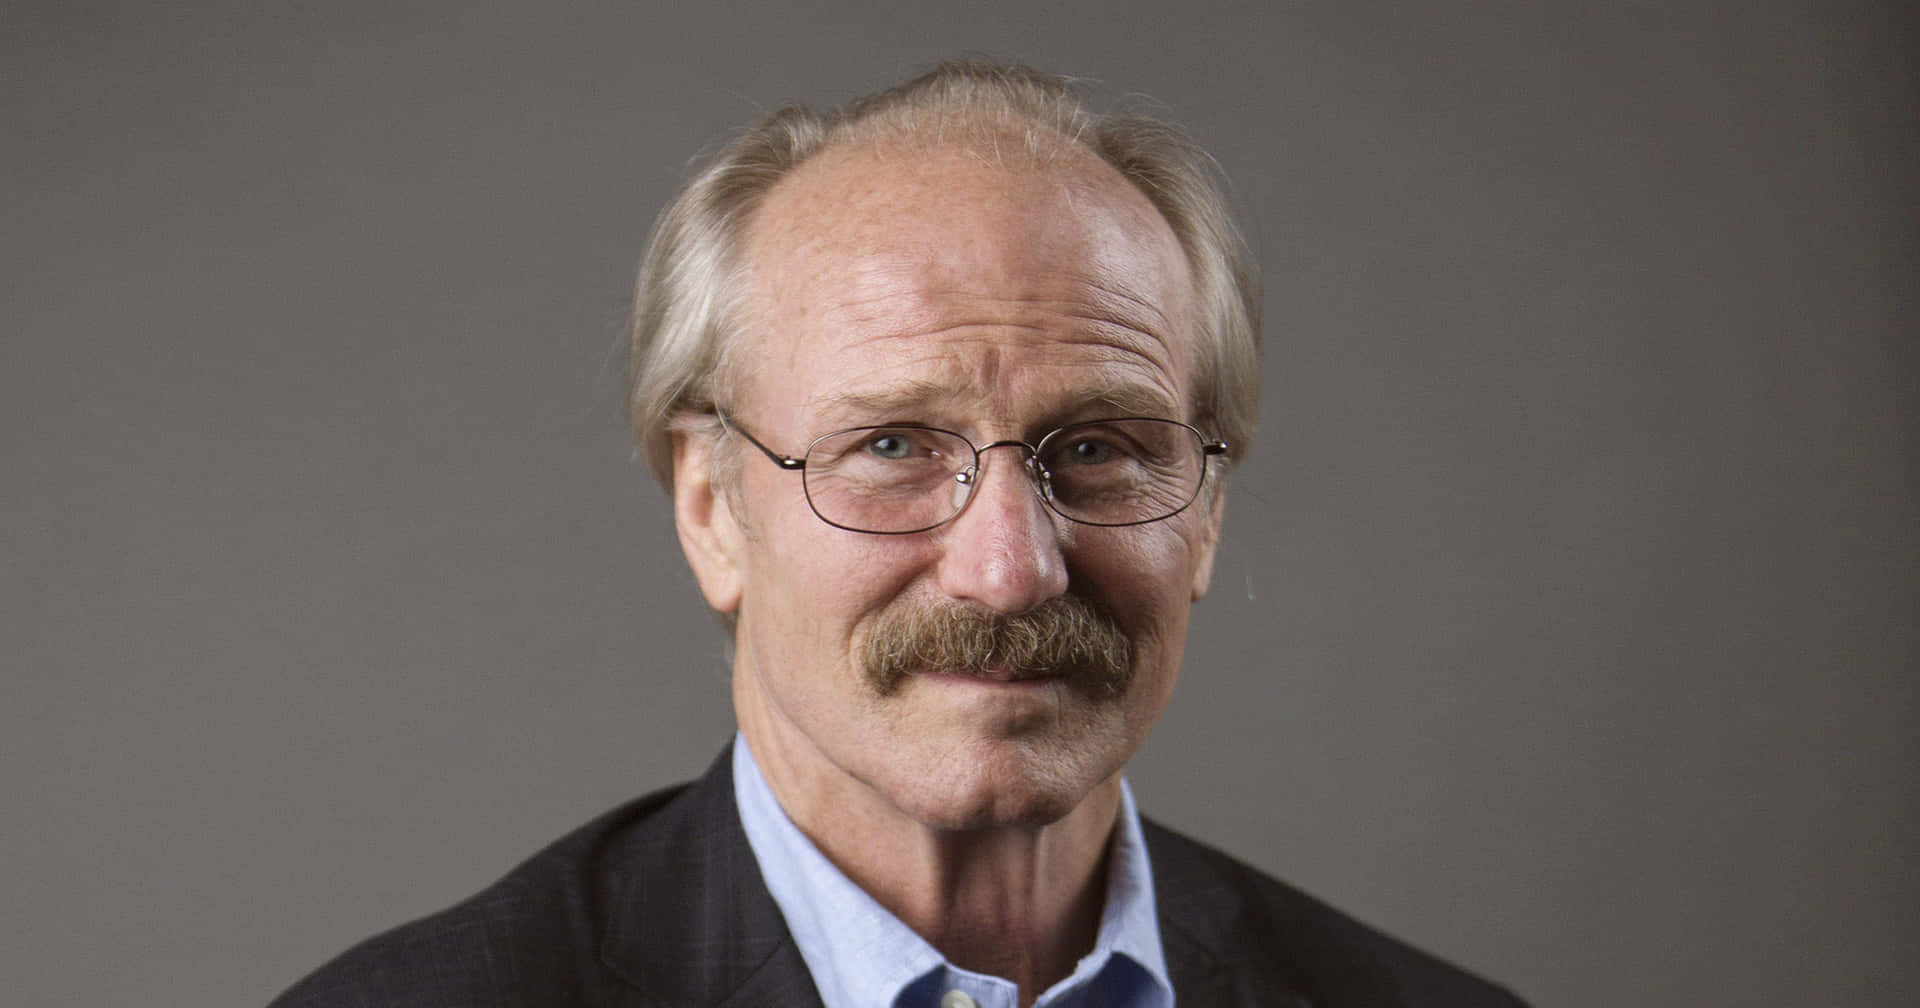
[714,410,1230,535]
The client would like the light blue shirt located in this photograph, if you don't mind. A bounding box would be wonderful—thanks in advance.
[733,735,1175,1008]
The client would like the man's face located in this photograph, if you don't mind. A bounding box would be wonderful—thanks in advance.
[677,138,1224,831]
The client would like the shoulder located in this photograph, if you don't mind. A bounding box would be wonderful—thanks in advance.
[267,781,694,1008]
[1144,820,1532,1008]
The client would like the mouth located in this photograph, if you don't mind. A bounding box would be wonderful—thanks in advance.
[921,664,1063,685]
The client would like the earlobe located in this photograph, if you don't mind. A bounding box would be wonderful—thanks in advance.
[1190,486,1227,602]
[672,431,745,616]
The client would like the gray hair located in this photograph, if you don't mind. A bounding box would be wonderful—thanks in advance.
[628,60,1260,491]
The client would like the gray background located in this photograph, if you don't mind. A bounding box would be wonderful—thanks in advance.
[5,1,1914,1005]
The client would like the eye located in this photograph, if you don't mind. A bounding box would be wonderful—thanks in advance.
[865,433,915,460]
[1062,437,1120,465]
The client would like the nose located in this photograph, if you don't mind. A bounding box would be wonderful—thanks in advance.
[935,442,1070,614]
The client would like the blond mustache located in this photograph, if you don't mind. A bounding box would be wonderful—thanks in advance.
[860,594,1132,698]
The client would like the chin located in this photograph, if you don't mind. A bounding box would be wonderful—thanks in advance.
[869,730,1124,832]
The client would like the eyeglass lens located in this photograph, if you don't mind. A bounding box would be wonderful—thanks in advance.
[799,419,1207,534]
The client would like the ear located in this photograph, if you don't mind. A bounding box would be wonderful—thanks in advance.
[671,430,745,616]
[1189,483,1227,602]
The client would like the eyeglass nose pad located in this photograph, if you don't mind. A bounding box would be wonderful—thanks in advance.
[951,466,977,511]
[1024,456,1055,502]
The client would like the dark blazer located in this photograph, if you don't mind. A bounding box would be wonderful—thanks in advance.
[270,748,1528,1007]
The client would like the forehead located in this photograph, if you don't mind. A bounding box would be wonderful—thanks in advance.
[738,137,1196,427]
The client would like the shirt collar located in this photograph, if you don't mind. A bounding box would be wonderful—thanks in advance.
[732,733,1172,1008]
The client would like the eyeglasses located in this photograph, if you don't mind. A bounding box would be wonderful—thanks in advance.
[718,413,1228,535]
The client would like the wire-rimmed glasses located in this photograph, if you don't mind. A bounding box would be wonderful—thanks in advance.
[719,413,1228,535]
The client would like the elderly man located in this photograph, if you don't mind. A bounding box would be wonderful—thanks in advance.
[272,61,1528,1008]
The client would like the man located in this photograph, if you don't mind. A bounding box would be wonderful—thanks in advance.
[272,61,1529,1007]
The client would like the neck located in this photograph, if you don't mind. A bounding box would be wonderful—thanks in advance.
[870,805,1115,1002]
[738,697,1119,1002]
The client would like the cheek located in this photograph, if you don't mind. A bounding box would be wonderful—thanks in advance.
[1075,524,1201,626]
[1078,525,1203,715]
[746,507,928,656]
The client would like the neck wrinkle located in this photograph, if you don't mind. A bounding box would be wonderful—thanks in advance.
[735,676,1122,1000]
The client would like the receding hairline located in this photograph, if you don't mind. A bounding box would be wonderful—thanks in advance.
[628,60,1260,493]
[722,129,1199,414]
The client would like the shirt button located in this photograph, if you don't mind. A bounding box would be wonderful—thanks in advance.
[940,992,979,1008]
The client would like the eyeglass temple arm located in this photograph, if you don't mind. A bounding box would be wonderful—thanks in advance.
[1203,440,1229,457]
[717,411,806,470]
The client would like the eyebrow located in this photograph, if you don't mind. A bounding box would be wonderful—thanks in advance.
[806,380,1182,428]
[807,381,958,424]
[1074,383,1182,420]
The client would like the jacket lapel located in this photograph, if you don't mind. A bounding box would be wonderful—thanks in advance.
[1148,818,1317,1007]
[597,746,826,1008]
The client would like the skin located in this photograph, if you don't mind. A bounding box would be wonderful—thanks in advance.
[671,135,1225,1003]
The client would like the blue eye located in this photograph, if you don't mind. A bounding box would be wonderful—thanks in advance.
[866,434,913,459]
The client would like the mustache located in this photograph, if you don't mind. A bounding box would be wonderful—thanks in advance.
[860,594,1133,698]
